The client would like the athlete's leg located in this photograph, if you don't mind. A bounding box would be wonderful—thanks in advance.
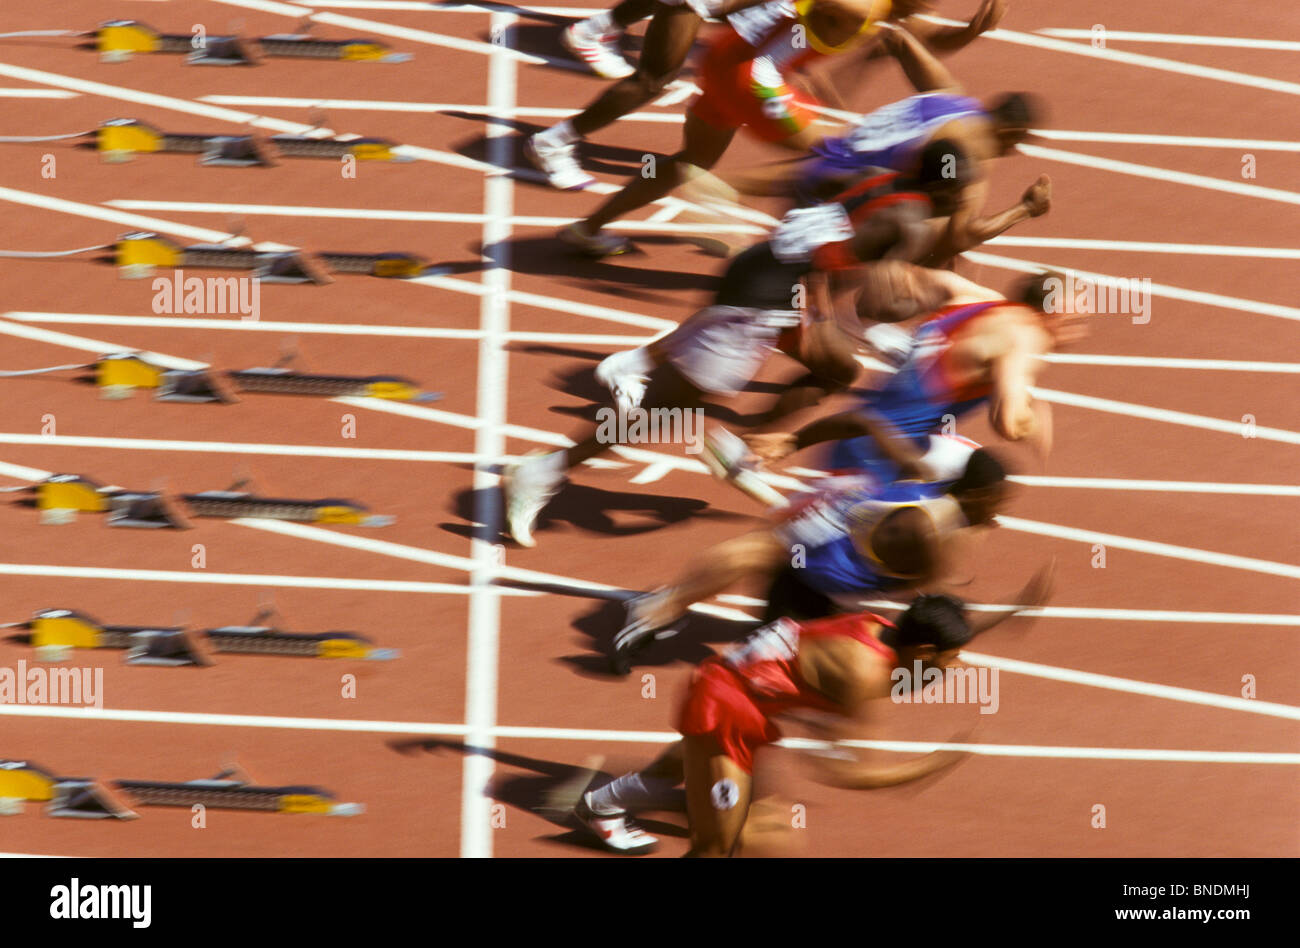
[682,735,753,857]
[572,5,704,138]
[580,110,738,234]
[636,529,789,628]
[750,316,862,431]
[503,364,708,545]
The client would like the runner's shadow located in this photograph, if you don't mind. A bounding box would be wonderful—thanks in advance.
[431,233,722,299]
[389,737,687,847]
[441,482,745,546]
[559,597,762,680]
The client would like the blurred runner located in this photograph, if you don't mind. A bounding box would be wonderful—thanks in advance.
[576,579,1050,855]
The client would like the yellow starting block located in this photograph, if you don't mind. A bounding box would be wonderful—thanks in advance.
[29,610,103,649]
[0,761,58,803]
[36,475,110,514]
[96,352,168,390]
[96,20,162,59]
[115,232,184,273]
[97,118,164,159]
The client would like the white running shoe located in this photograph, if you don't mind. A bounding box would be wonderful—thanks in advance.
[574,794,659,854]
[560,222,632,258]
[610,591,683,675]
[561,21,635,79]
[502,452,564,548]
[526,134,595,191]
[594,350,649,414]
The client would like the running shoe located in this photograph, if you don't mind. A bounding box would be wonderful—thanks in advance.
[560,222,632,257]
[594,349,649,414]
[525,134,596,191]
[573,793,659,854]
[610,591,684,674]
[561,21,635,79]
[502,452,564,548]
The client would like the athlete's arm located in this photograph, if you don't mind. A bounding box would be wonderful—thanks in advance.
[810,647,972,788]
[923,176,1051,267]
[966,556,1057,635]
[988,321,1045,442]
[899,0,1007,52]
[881,21,962,93]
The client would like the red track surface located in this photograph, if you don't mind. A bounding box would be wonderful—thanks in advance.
[0,0,1295,857]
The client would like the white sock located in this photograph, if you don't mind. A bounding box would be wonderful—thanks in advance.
[586,772,682,815]
[606,346,653,376]
[583,12,616,35]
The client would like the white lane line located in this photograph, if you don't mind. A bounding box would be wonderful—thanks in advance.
[0,89,78,98]
[2,312,654,345]
[0,318,206,370]
[461,8,514,860]
[852,600,1300,626]
[1030,129,1300,152]
[916,16,1300,96]
[1031,386,1300,444]
[961,651,1300,719]
[0,460,54,482]
[103,199,767,235]
[0,562,535,596]
[0,185,245,246]
[1036,29,1300,52]
[999,516,1300,580]
[986,236,1300,260]
[200,95,689,123]
[0,432,480,464]
[1017,143,1300,205]
[0,702,1294,760]
[1007,476,1300,497]
[963,250,1300,321]
[1042,353,1300,373]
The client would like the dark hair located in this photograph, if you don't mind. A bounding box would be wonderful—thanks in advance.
[988,92,1041,130]
[916,138,974,191]
[894,594,972,651]
[949,448,1006,495]
[1014,269,1067,312]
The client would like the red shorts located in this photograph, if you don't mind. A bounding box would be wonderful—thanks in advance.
[676,658,782,774]
[691,28,818,144]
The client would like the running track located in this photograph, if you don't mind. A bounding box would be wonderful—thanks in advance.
[0,0,1295,857]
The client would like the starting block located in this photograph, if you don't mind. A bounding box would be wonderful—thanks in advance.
[95,20,409,65]
[35,474,110,514]
[47,780,139,820]
[0,760,58,803]
[229,367,439,402]
[114,232,422,282]
[115,768,364,815]
[24,475,190,529]
[18,608,399,663]
[182,490,395,526]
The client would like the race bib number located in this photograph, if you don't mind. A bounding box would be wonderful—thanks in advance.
[770,204,854,263]
[725,618,800,670]
[844,97,923,154]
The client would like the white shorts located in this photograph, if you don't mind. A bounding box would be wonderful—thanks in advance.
[658,305,800,397]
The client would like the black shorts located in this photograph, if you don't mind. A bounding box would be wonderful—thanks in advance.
[762,567,837,623]
[713,241,809,313]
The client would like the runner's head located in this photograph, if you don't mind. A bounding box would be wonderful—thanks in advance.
[947,448,1008,526]
[890,593,973,669]
[1014,269,1090,345]
[986,92,1042,154]
[914,138,975,215]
